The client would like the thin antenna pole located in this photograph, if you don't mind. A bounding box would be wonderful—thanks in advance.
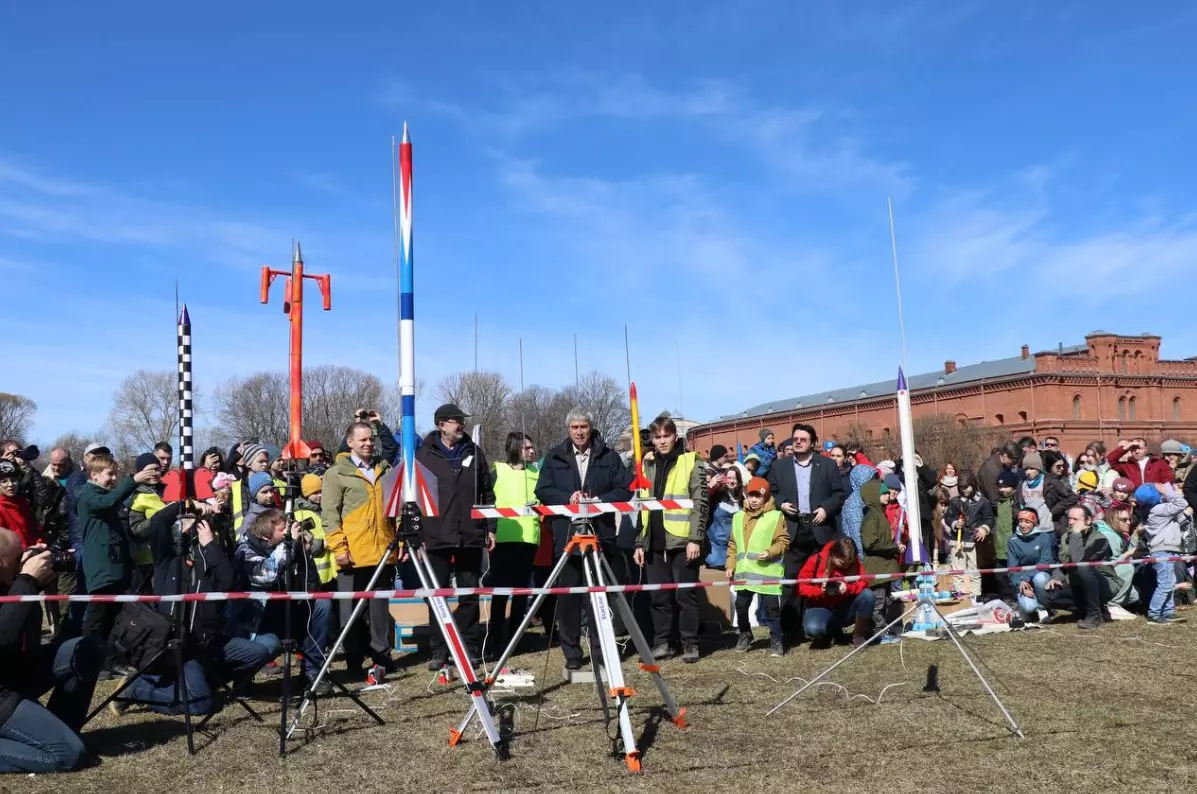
[623,324,632,388]
[888,197,909,373]
[676,339,685,420]
[573,334,579,387]
[391,137,403,399]
[474,312,479,373]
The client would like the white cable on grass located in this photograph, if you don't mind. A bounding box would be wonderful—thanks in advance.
[735,666,908,705]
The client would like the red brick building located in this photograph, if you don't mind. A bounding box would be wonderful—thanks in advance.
[688,332,1197,457]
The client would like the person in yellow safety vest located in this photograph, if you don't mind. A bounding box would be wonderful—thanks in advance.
[484,431,541,656]
[726,476,789,657]
[125,452,167,585]
[633,414,708,664]
[230,443,273,537]
[295,473,336,586]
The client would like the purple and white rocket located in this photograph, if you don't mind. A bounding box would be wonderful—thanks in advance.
[897,367,925,564]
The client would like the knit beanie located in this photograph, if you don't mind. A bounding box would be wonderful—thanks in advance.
[708,444,728,462]
[1021,452,1043,472]
[301,473,322,498]
[135,452,159,473]
[996,469,1020,489]
[759,428,774,441]
[883,473,902,491]
[240,444,268,468]
[249,471,274,498]
[1076,470,1099,492]
[1133,484,1161,509]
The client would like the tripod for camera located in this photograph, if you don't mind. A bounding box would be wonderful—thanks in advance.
[279,471,385,752]
[84,505,257,754]
[458,515,687,772]
[765,569,1024,738]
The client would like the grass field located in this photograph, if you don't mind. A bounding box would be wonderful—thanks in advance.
[8,617,1196,794]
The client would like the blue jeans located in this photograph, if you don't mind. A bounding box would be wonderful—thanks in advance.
[261,599,330,676]
[804,590,875,638]
[0,637,103,773]
[1019,571,1052,617]
[1148,552,1177,619]
[122,635,277,716]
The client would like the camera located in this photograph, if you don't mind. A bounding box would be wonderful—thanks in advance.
[48,549,75,573]
[297,517,316,533]
[824,580,842,595]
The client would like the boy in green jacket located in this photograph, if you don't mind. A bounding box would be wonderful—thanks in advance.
[860,480,903,643]
[77,454,159,641]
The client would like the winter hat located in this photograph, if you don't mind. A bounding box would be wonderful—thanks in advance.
[240,444,268,468]
[1133,484,1161,508]
[876,460,896,476]
[1161,439,1185,455]
[996,470,1020,489]
[759,428,774,441]
[248,471,274,498]
[779,438,794,452]
[823,440,836,452]
[301,473,323,498]
[1076,470,1099,492]
[746,476,770,495]
[211,472,236,490]
[883,473,903,491]
[1112,477,1134,494]
[135,452,159,473]
[0,460,18,480]
[878,482,890,495]
[308,440,325,454]
[745,453,762,464]
[1021,452,1043,472]
[84,443,111,457]
[708,444,728,462]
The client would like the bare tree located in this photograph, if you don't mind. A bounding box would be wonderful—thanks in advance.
[212,372,289,448]
[0,393,36,442]
[505,385,573,457]
[303,365,388,450]
[436,371,512,459]
[912,415,998,472]
[561,370,629,445]
[107,371,185,458]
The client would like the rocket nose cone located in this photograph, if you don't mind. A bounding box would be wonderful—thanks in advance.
[401,122,410,144]
[629,382,638,399]
[179,304,190,325]
[897,367,907,391]
[293,240,303,265]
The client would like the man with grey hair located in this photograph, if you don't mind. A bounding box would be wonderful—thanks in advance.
[535,408,632,670]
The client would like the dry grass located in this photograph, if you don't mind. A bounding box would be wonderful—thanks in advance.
[7,618,1197,794]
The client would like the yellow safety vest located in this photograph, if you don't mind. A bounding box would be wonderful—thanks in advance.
[129,490,164,567]
[732,510,784,596]
[641,452,696,538]
[231,481,247,533]
[493,463,540,545]
[294,507,336,585]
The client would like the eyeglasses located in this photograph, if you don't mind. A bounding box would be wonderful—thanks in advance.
[1043,442,1059,448]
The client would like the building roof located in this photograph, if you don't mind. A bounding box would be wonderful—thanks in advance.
[719,344,1089,421]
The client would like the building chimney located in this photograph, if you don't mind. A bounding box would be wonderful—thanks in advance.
[944,360,957,375]
[1021,344,1029,360]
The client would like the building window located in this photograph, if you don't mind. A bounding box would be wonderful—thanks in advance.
[882,428,892,439]
[1129,396,1137,421]
[1120,351,1128,374]
[1018,410,1028,422]
[1118,397,1126,421]
[995,413,1004,425]
[1175,397,1182,422]
[1072,395,1081,420]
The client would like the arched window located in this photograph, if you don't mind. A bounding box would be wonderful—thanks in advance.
[1129,396,1137,421]
[1072,395,1081,420]
[955,412,969,428]
[882,428,892,439]
[1018,410,1028,422]
[1175,397,1182,422]
[995,413,1005,425]
[1120,351,1128,374]
[1118,397,1127,421]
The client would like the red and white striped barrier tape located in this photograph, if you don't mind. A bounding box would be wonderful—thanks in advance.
[469,499,692,519]
[3,555,1190,604]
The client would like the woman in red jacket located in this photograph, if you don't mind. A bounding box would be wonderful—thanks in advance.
[798,537,875,648]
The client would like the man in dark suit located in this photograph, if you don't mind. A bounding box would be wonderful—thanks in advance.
[766,423,846,647]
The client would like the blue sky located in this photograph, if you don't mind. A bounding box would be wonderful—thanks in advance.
[4,1,1197,444]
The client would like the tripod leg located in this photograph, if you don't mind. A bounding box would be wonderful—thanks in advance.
[600,556,686,727]
[765,600,920,717]
[583,550,641,772]
[287,539,399,739]
[932,603,1025,738]
[413,548,504,756]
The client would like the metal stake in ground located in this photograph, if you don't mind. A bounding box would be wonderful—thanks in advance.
[765,591,1024,738]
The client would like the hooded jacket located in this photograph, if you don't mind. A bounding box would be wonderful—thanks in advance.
[1043,474,1079,536]
[321,451,394,569]
[944,492,993,545]
[797,540,868,607]
[725,496,788,571]
[0,494,39,550]
[77,476,140,592]
[535,431,631,555]
[415,432,495,550]
[837,465,876,558]
[1136,490,1188,553]
[1006,526,1054,590]
[148,502,236,645]
[860,481,900,579]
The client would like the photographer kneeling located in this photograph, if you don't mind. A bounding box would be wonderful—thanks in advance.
[112,503,276,715]
[0,529,102,773]
[234,509,332,694]
[797,538,875,649]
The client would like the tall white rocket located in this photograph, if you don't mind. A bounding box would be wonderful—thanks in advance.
[896,367,924,565]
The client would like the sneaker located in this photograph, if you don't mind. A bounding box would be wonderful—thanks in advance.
[1146,616,1173,626]
[564,657,585,672]
[769,639,784,658]
[1164,615,1186,624]
[681,644,700,664]
[366,664,386,687]
[426,651,449,672]
[650,643,674,660]
[107,676,131,718]
[1076,615,1102,630]
[734,634,753,653]
[879,634,903,645]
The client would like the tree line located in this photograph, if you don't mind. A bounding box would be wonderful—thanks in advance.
[5,366,635,467]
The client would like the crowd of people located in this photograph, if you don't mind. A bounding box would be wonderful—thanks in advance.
[1,416,1195,774]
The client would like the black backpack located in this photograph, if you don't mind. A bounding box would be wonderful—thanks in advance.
[108,602,174,674]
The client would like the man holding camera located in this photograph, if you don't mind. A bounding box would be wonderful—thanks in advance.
[1108,438,1173,488]
[339,409,399,466]
[0,529,103,773]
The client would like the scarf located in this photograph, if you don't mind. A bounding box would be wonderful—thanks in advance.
[1024,471,1043,489]
[940,475,959,490]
